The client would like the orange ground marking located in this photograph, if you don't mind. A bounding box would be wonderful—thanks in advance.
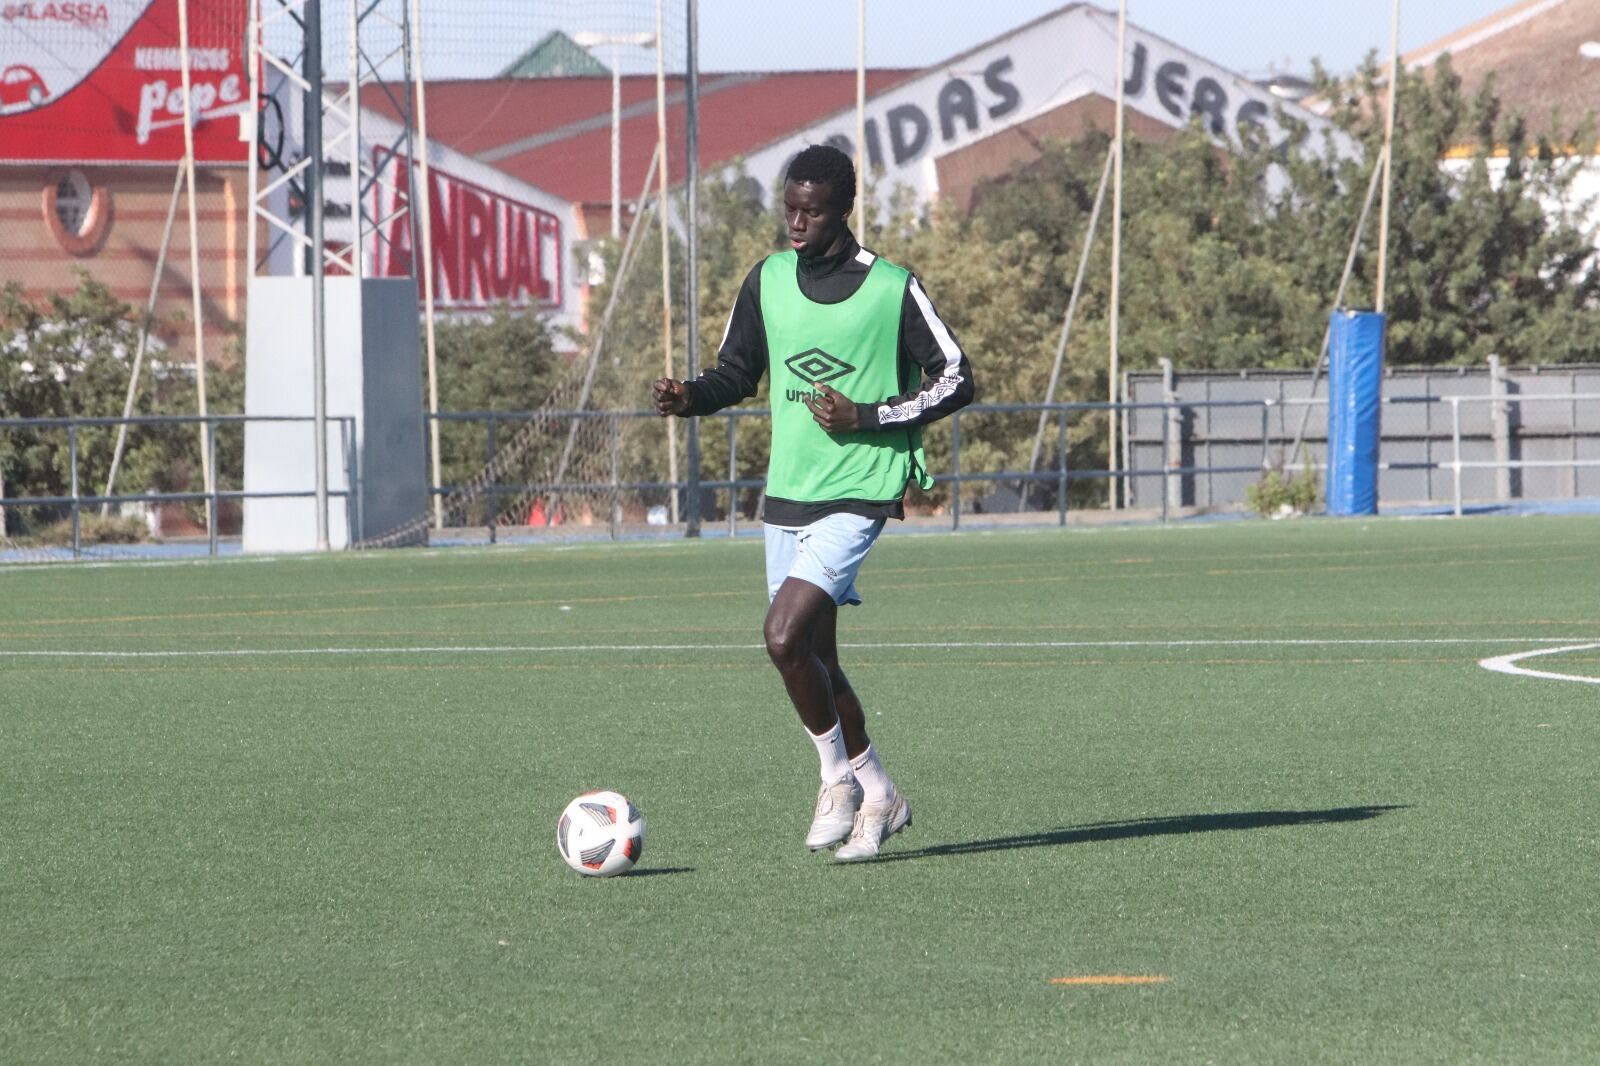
[1049,975,1169,987]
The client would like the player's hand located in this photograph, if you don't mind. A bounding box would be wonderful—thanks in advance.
[652,377,690,417]
[803,382,860,433]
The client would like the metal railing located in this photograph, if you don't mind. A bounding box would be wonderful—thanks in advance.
[429,399,1332,539]
[1446,393,1600,516]
[0,414,356,558]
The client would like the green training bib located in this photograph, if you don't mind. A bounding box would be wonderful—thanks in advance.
[760,250,934,504]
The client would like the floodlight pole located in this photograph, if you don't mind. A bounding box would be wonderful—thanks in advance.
[307,0,330,550]
[411,0,443,530]
[1108,0,1127,510]
[610,45,623,238]
[684,0,702,537]
[656,0,679,527]
[177,0,213,522]
[855,0,866,238]
[1375,0,1400,312]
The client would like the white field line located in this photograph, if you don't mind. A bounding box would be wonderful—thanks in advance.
[0,637,1597,660]
[1478,643,1600,687]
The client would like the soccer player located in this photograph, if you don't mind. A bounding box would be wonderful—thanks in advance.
[653,144,974,861]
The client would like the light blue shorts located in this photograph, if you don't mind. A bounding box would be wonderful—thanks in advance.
[764,513,887,606]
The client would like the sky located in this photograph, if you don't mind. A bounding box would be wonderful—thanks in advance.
[418,0,1530,83]
[692,0,1521,78]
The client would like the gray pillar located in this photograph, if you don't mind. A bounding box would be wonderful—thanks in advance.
[1160,358,1182,512]
[1489,354,1511,501]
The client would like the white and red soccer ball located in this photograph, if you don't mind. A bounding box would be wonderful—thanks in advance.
[556,790,644,877]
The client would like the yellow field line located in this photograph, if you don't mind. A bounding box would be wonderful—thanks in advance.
[1050,975,1169,986]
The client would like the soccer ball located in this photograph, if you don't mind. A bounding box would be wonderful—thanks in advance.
[556,790,644,877]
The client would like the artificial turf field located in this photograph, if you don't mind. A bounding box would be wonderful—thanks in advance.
[3,514,1598,1064]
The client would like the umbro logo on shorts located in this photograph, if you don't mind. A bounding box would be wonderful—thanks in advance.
[784,348,857,386]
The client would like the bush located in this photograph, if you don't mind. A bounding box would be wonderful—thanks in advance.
[1246,463,1321,518]
[15,512,148,547]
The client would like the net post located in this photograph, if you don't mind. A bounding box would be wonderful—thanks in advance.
[1057,410,1069,526]
[69,424,81,559]
[727,413,737,540]
[1451,397,1463,517]
[610,415,622,541]
[683,0,702,538]
[951,410,962,532]
[487,415,498,544]
[207,420,219,557]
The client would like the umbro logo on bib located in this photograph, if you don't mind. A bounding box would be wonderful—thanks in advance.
[784,348,856,385]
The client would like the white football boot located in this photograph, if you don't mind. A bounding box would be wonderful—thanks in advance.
[806,777,864,851]
[833,788,911,862]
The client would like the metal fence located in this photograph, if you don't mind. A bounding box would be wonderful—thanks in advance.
[8,389,1600,563]
[429,399,1320,542]
[1128,362,1600,510]
[0,414,355,560]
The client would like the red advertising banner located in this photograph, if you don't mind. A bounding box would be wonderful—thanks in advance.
[0,0,248,164]
[375,162,565,312]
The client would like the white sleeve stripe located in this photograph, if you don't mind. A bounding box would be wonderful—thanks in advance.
[908,276,961,378]
[718,306,734,354]
[854,247,877,267]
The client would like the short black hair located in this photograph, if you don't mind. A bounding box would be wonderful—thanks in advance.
[785,144,855,213]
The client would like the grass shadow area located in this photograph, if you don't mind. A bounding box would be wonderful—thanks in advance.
[872,805,1408,864]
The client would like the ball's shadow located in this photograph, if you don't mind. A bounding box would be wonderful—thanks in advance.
[621,866,695,878]
[867,804,1408,864]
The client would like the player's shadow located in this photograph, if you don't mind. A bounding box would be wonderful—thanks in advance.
[623,866,694,878]
[871,805,1407,864]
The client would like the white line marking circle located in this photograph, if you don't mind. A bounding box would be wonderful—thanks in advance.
[1478,643,1600,686]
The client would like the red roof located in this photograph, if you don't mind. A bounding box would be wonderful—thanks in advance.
[361,70,915,213]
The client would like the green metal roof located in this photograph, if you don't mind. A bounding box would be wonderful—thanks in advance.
[499,31,609,79]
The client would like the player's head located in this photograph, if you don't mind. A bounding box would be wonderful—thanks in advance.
[784,144,854,259]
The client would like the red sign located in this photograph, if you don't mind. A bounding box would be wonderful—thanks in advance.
[376,163,564,311]
[0,0,248,164]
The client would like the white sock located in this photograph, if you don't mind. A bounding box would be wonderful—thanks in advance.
[850,744,893,803]
[807,723,853,785]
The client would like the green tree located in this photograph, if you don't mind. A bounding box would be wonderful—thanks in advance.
[0,272,242,535]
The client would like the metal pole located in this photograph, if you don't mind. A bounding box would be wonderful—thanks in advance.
[951,411,962,531]
[104,165,184,512]
[656,6,679,527]
[1375,0,1401,312]
[69,424,80,559]
[487,415,498,544]
[855,0,866,240]
[1057,410,1070,526]
[409,0,443,530]
[1451,396,1463,516]
[207,420,218,556]
[1161,398,1170,524]
[727,413,737,539]
[347,0,361,280]
[609,415,621,541]
[1108,0,1127,511]
[177,0,213,520]
[308,0,330,550]
[611,48,622,240]
[1021,146,1112,511]
[683,0,702,537]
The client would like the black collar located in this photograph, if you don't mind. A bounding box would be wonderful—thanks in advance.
[795,233,861,280]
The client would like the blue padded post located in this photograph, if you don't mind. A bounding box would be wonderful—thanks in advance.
[1325,310,1385,516]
